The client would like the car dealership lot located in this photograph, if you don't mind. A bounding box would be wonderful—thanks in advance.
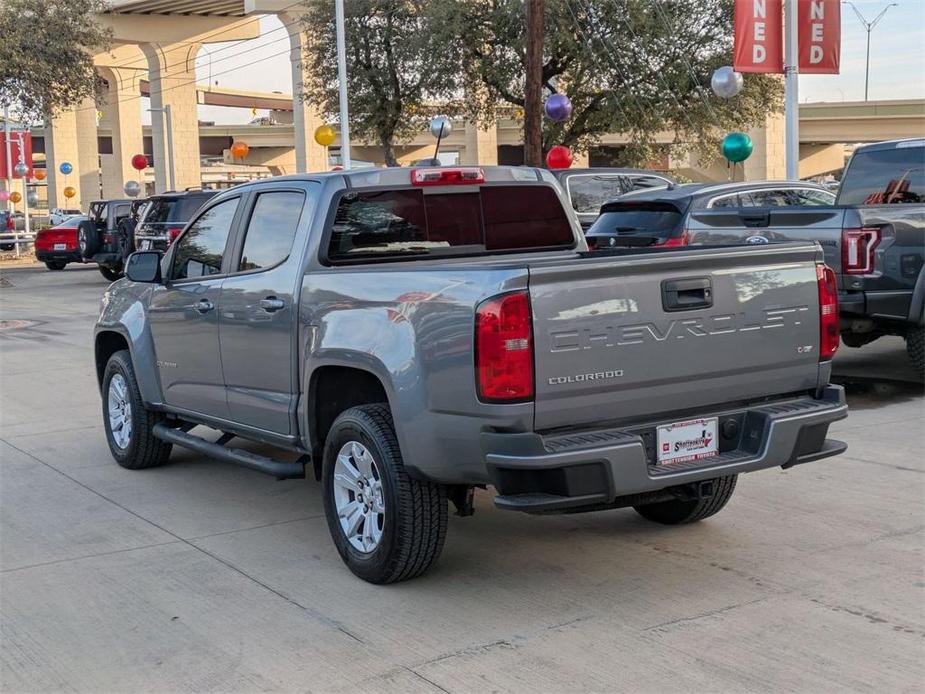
[1,263,922,693]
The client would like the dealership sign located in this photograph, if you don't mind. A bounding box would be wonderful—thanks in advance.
[733,0,841,74]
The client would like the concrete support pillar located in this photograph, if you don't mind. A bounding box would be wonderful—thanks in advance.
[282,11,328,173]
[142,42,202,192]
[45,109,86,210]
[744,110,786,181]
[463,119,499,166]
[75,98,100,204]
[98,66,145,199]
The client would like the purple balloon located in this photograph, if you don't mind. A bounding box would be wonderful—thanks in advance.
[545,94,573,122]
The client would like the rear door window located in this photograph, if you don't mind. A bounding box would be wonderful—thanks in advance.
[747,189,798,206]
[793,189,836,205]
[326,185,573,262]
[837,145,925,205]
[238,191,306,271]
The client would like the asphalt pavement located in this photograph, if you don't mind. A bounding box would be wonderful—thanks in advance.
[1,262,923,693]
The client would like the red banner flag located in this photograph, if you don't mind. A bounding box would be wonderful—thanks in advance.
[798,0,841,73]
[734,0,784,73]
[0,132,33,179]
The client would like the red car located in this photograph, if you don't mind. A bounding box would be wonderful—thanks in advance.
[34,215,86,270]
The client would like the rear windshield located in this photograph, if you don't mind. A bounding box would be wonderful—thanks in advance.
[144,195,210,224]
[326,185,574,262]
[586,202,683,237]
[838,145,924,205]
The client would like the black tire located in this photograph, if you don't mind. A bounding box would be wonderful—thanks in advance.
[102,350,172,470]
[634,475,738,525]
[45,261,67,271]
[322,404,447,584]
[77,221,100,258]
[906,326,924,379]
[99,265,123,282]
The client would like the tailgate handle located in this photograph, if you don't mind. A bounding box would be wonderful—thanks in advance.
[662,278,713,312]
[740,211,770,228]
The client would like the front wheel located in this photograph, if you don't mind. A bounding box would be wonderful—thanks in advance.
[99,265,123,282]
[634,475,738,525]
[102,350,172,469]
[322,404,447,583]
[906,326,924,379]
[45,261,67,271]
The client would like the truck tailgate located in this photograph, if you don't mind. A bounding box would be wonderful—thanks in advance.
[529,243,824,430]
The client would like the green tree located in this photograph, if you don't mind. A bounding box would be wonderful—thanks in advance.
[0,0,111,122]
[301,0,463,167]
[440,0,783,165]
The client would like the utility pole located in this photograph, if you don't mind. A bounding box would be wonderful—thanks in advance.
[844,2,897,101]
[523,0,544,167]
[784,0,799,180]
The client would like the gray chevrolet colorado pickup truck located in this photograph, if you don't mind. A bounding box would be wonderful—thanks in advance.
[94,166,848,583]
[680,139,925,376]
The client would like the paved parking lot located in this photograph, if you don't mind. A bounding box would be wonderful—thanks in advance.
[2,263,923,693]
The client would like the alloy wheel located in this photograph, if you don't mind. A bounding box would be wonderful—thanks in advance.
[107,374,133,449]
[332,441,385,553]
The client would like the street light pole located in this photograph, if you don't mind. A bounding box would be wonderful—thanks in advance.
[844,2,898,101]
[334,0,352,170]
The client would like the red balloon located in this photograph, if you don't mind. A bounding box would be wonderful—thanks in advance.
[546,145,573,169]
[131,154,148,171]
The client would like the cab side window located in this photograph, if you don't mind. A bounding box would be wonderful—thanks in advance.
[710,194,741,208]
[748,189,797,206]
[171,198,239,280]
[238,191,306,272]
[794,189,836,205]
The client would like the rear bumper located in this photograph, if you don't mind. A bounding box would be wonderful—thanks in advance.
[840,289,915,323]
[35,248,81,263]
[482,386,848,513]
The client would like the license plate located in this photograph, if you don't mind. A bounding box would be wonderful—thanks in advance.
[657,417,718,465]
[53,243,66,251]
[140,239,151,250]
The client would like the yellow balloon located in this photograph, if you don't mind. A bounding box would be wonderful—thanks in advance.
[314,124,336,147]
[63,186,76,199]
[9,191,21,203]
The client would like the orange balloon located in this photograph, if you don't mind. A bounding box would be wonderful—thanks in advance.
[230,141,249,159]
[9,191,22,203]
[63,186,76,199]
[34,169,47,181]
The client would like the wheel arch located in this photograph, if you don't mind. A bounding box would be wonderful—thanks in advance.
[306,364,392,458]
[94,327,163,406]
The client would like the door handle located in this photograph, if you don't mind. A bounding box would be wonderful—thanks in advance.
[195,299,215,314]
[662,277,713,312]
[259,297,286,313]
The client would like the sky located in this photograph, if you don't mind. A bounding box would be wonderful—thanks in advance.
[142,2,925,126]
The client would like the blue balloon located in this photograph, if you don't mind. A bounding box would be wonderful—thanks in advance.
[59,162,73,175]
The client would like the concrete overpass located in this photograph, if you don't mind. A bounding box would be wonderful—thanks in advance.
[28,0,925,206]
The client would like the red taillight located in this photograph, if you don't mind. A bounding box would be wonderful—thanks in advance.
[411,167,485,186]
[475,291,534,402]
[167,227,183,244]
[817,264,839,361]
[655,230,690,247]
[841,227,880,275]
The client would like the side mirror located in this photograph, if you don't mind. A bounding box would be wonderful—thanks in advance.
[126,251,163,283]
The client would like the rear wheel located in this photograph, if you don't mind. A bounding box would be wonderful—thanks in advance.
[45,261,67,271]
[906,326,924,379]
[634,475,738,525]
[77,221,99,258]
[322,404,447,583]
[102,350,172,469]
[99,265,123,282]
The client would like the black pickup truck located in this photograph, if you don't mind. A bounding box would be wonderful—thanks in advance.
[679,139,924,376]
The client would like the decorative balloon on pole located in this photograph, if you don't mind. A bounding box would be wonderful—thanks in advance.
[710,66,744,99]
[314,125,336,147]
[544,94,573,122]
[34,169,46,181]
[546,145,573,170]
[429,116,452,165]
[123,181,141,198]
[13,162,28,178]
[9,191,21,204]
[131,154,148,172]
[230,141,249,160]
[721,132,753,181]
